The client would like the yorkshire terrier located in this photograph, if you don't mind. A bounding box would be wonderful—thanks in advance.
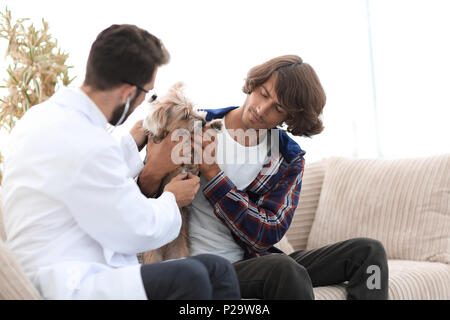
[139,82,222,264]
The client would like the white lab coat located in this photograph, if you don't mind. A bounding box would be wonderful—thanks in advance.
[1,87,181,299]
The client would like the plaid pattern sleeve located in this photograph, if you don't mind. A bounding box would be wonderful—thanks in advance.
[202,156,305,258]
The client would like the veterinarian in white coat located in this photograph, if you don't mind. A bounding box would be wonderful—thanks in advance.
[1,25,242,300]
[2,85,184,299]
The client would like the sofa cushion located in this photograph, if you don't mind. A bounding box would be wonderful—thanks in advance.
[307,154,450,263]
[313,284,347,300]
[0,187,6,242]
[313,260,450,300]
[387,260,450,299]
[285,159,328,251]
[274,235,295,255]
[0,240,42,299]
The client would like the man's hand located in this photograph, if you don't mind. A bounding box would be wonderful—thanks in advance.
[137,131,183,197]
[130,120,148,152]
[193,127,221,181]
[163,173,200,207]
[145,132,182,178]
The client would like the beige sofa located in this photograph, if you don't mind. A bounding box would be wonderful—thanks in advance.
[280,154,450,299]
[1,154,449,300]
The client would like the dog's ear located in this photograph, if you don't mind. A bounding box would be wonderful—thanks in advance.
[143,102,171,143]
[169,82,195,118]
[165,82,199,130]
[143,82,192,142]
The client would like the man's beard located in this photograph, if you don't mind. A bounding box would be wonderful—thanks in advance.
[109,92,139,126]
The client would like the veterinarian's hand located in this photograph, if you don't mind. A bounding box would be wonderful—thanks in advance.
[163,173,200,207]
[129,120,147,151]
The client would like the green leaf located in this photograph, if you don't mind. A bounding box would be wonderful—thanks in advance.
[24,91,31,104]
[6,68,18,84]
[33,79,40,97]
[26,72,33,85]
[23,71,29,85]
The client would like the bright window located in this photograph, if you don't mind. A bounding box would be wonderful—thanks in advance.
[1,0,449,162]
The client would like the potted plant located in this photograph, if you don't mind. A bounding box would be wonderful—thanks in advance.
[0,7,75,183]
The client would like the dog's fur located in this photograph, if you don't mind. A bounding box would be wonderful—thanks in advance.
[140,82,222,264]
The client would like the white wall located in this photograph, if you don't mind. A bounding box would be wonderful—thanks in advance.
[1,0,449,163]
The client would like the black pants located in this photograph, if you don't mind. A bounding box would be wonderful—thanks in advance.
[140,254,240,300]
[233,237,389,300]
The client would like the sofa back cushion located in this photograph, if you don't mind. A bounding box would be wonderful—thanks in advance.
[285,159,328,251]
[307,154,450,264]
[0,188,6,242]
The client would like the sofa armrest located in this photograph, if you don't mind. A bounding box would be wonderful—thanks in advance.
[0,187,6,242]
[285,159,328,251]
[0,241,42,300]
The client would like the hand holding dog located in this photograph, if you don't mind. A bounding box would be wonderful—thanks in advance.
[129,120,148,152]
[163,173,200,207]
[194,127,221,181]
[138,131,181,197]
[146,131,181,177]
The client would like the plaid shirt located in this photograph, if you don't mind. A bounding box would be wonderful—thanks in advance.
[202,107,306,260]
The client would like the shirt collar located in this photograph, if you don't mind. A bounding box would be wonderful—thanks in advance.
[200,106,305,163]
[50,87,108,129]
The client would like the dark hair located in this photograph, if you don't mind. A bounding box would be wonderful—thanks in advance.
[243,55,326,137]
[84,24,170,91]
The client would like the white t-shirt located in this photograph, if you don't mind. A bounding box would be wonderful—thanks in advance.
[189,118,268,263]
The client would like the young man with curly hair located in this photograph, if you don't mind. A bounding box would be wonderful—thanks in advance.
[192,55,389,300]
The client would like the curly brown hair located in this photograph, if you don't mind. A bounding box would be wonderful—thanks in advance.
[243,55,326,137]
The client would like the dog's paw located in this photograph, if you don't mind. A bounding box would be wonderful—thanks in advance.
[208,119,223,131]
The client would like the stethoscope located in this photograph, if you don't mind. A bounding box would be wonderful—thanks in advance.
[108,95,131,135]
[115,95,131,127]
[112,93,157,132]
